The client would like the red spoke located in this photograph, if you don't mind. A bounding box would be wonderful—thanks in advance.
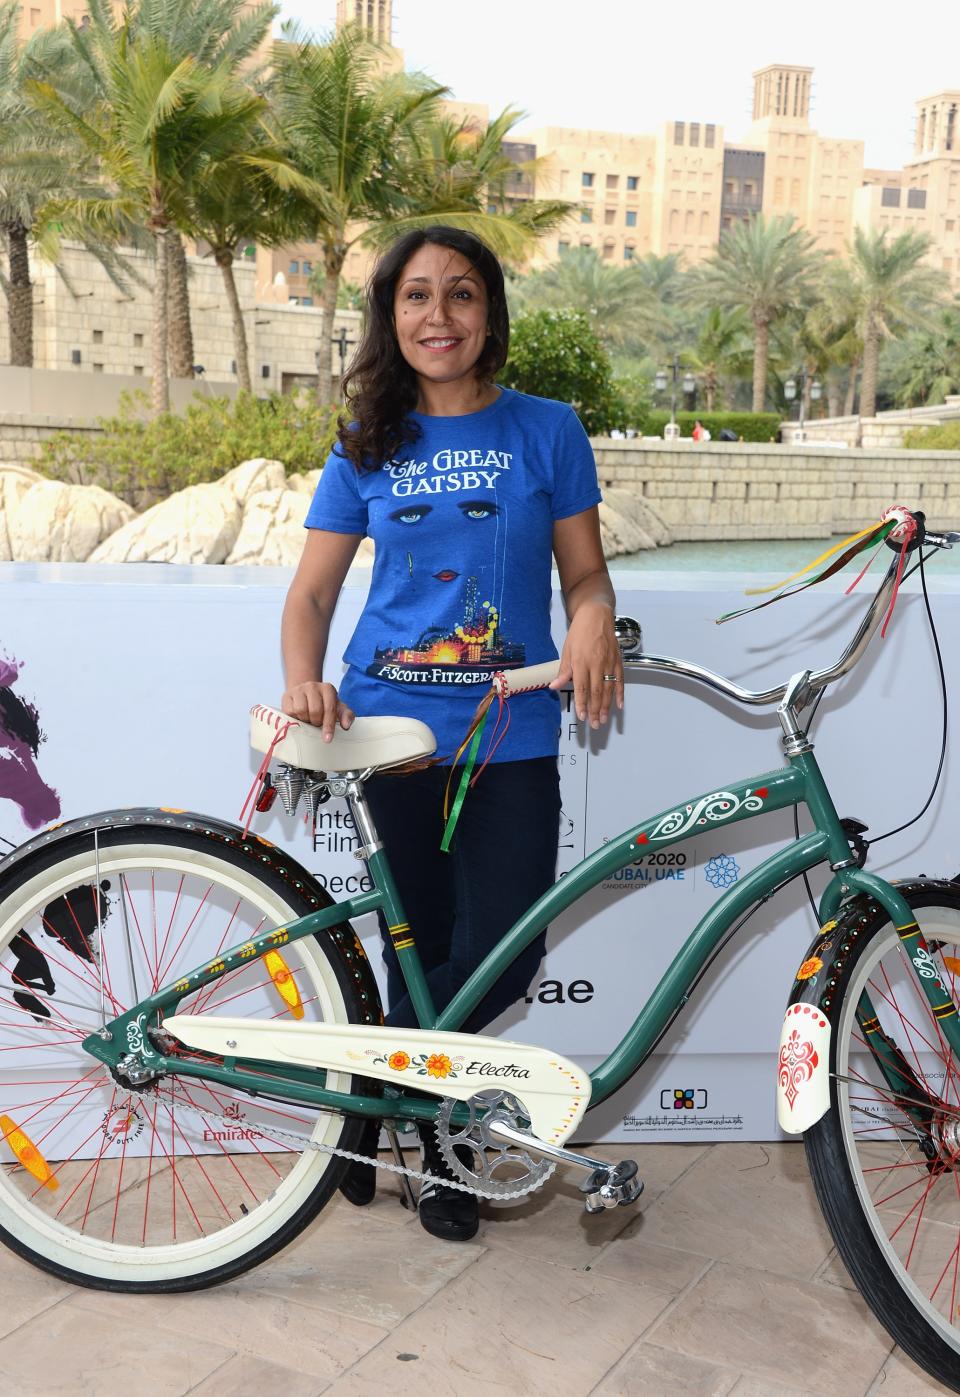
[169,1082,274,1195]
[141,1098,159,1246]
[155,885,224,990]
[151,876,185,993]
[121,874,153,981]
[191,916,268,1014]
[159,1098,232,1224]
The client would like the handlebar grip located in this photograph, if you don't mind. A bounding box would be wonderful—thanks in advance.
[492,660,562,696]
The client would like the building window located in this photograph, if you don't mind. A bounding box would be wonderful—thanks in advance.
[907,188,927,209]
[30,7,40,23]
[881,186,901,207]
[724,179,735,197]
[581,171,594,188]
[487,203,497,214]
[301,296,314,306]
[689,122,700,147]
[606,173,618,190]
[947,220,956,232]
[302,260,312,273]
[92,329,103,343]
[580,209,593,223]
[558,240,570,252]
[626,175,639,190]
[604,207,616,225]
[743,180,756,200]
[705,124,716,148]
[133,332,143,348]
[133,365,144,376]
[602,242,615,259]
[623,245,636,260]
[93,363,104,373]
[673,121,684,145]
[722,213,733,229]
[289,259,300,274]
[625,210,637,227]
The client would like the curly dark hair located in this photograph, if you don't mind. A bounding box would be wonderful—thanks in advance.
[336,225,510,471]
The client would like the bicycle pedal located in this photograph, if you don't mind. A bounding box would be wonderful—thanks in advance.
[579,1160,644,1214]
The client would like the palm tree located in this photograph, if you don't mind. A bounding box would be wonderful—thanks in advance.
[32,0,269,415]
[270,23,447,404]
[685,306,750,410]
[511,246,664,355]
[272,29,573,403]
[685,214,821,412]
[826,228,946,421]
[885,304,960,407]
[122,0,278,380]
[185,128,302,391]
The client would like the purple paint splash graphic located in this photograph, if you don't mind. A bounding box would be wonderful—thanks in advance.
[0,653,61,830]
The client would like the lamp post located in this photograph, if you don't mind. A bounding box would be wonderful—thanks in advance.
[655,354,696,440]
[783,367,822,442]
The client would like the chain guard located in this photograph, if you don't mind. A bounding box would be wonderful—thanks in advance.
[436,1089,556,1199]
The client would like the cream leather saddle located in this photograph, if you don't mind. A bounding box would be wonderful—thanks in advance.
[250,703,436,774]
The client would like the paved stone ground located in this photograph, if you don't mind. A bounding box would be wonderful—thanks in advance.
[0,1141,949,1395]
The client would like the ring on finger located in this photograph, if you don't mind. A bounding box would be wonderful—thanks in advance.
[602,673,618,682]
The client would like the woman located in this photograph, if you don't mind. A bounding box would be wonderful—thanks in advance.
[281,225,623,1242]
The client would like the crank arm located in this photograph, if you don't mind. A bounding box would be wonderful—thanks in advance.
[487,1118,614,1173]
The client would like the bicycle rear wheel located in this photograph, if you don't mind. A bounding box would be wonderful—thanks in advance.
[805,884,960,1390]
[0,811,380,1292]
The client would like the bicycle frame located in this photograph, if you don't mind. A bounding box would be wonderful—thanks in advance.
[85,741,950,1126]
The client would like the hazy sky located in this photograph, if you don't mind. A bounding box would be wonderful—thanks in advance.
[275,0,960,171]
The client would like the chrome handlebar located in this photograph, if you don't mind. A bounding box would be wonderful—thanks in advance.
[616,520,956,711]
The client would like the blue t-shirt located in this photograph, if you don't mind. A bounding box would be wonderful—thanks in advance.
[304,387,602,762]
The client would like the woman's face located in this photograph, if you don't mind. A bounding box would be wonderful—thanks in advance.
[393,243,490,390]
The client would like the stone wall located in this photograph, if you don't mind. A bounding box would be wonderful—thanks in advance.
[590,438,960,539]
[782,395,960,448]
[0,242,360,396]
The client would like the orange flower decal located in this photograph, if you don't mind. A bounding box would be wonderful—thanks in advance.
[796,956,824,982]
[388,1051,411,1072]
[425,1053,453,1079]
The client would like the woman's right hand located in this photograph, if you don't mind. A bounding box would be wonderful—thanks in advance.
[281,681,355,743]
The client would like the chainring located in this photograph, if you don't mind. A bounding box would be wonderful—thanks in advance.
[436,1089,555,1199]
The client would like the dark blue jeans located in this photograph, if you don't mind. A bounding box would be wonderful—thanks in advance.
[364,758,561,1033]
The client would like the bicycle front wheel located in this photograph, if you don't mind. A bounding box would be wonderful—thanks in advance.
[805,884,960,1390]
[0,811,380,1292]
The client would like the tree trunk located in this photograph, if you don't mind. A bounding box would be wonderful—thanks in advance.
[316,245,346,406]
[167,232,195,379]
[843,358,860,417]
[216,248,251,393]
[6,220,33,368]
[704,370,716,411]
[827,376,842,419]
[151,225,170,417]
[751,314,769,413]
[859,324,880,422]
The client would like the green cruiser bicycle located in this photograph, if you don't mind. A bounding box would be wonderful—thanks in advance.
[1,506,960,1390]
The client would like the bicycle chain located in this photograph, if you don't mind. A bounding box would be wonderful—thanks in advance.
[167,1087,555,1202]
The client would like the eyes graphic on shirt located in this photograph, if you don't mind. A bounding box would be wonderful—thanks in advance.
[388,499,500,526]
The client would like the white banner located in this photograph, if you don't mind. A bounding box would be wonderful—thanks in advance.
[1,560,957,1142]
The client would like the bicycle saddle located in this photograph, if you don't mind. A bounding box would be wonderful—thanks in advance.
[250,703,436,774]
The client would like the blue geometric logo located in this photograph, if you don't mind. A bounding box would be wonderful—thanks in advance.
[704,853,740,889]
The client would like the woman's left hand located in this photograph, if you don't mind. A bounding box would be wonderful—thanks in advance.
[550,600,623,728]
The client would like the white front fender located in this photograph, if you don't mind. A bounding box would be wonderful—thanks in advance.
[776,1002,832,1134]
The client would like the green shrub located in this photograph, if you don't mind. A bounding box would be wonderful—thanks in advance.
[902,421,960,450]
[500,308,622,434]
[638,411,783,442]
[37,390,340,507]
[610,371,652,430]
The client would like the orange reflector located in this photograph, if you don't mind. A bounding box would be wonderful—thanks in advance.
[943,957,960,975]
[263,951,304,1019]
[0,1115,58,1190]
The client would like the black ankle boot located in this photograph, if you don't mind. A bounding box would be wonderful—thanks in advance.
[416,1120,479,1242]
[338,1117,380,1207]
